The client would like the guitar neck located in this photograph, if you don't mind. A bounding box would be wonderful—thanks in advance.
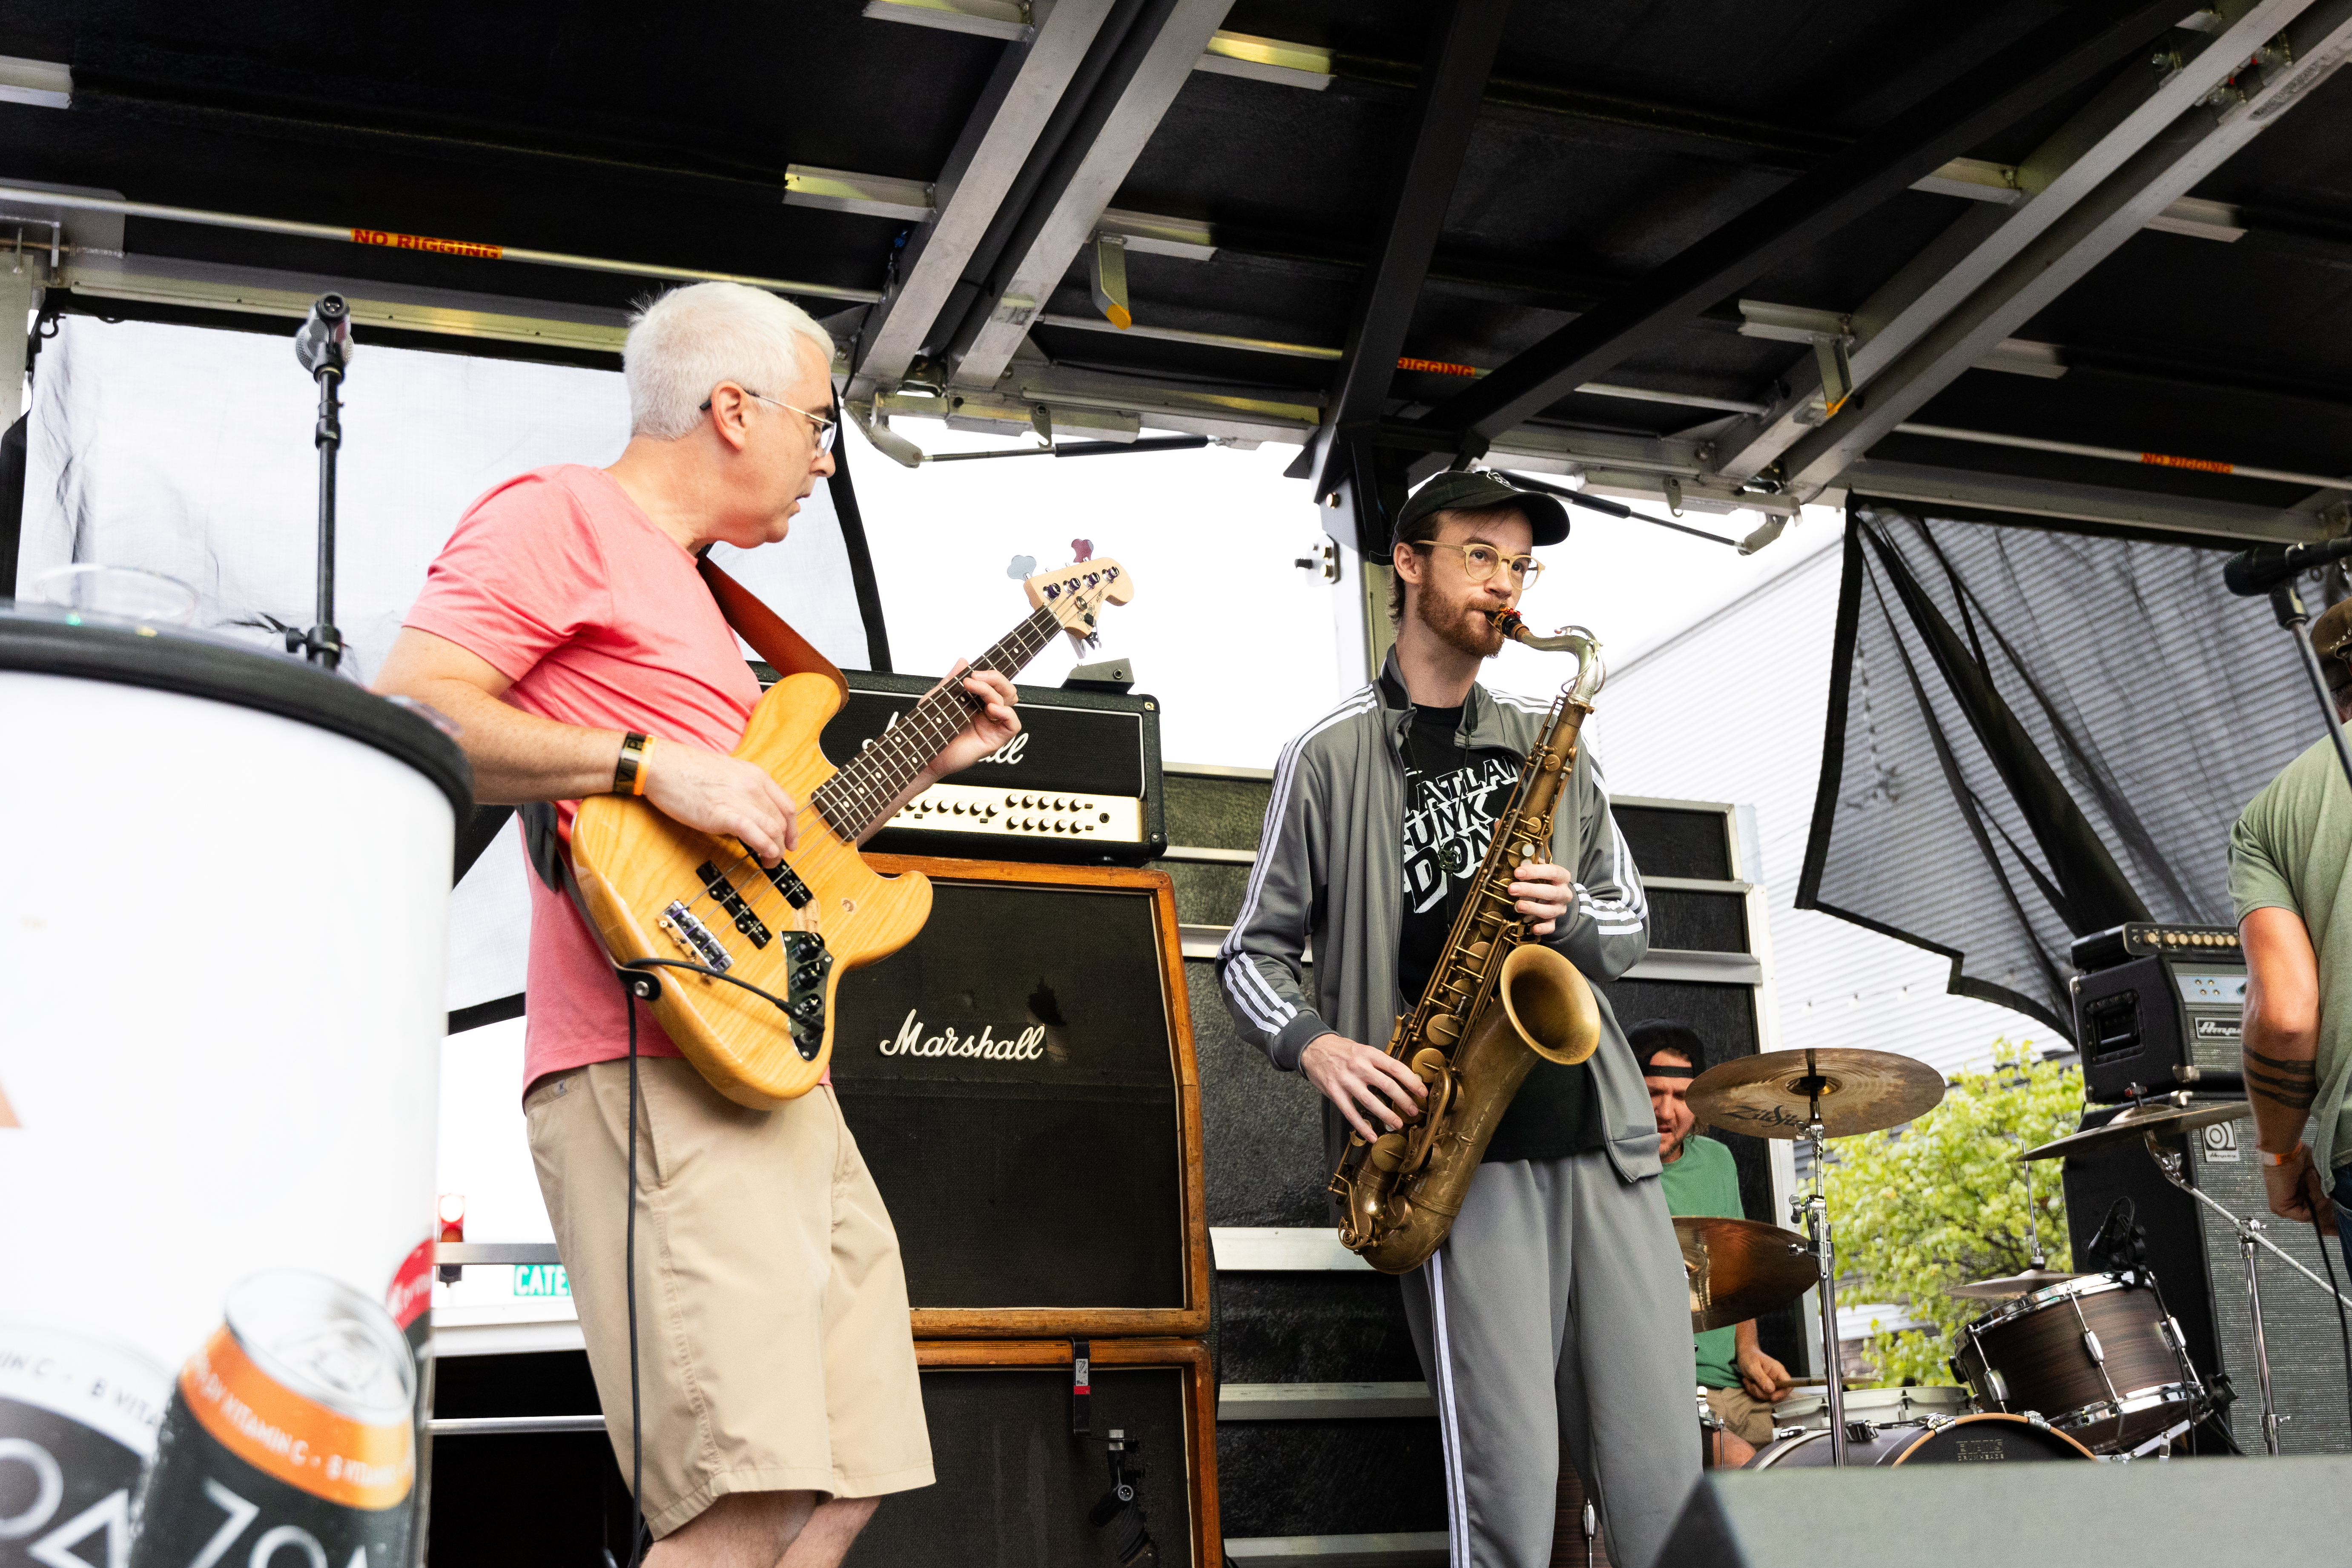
[813,604,1062,840]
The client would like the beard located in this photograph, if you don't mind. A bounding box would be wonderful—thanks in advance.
[1414,583,1506,659]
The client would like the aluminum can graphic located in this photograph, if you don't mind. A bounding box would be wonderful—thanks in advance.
[129,1273,415,1568]
[0,1321,169,1568]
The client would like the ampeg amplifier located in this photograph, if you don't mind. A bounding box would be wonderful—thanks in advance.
[2059,1096,2351,1457]
[797,669,1166,865]
[2071,923,2247,1104]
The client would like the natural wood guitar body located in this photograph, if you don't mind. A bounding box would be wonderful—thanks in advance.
[571,672,934,1108]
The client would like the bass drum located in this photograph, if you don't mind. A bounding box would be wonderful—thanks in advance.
[1748,1413,2097,1468]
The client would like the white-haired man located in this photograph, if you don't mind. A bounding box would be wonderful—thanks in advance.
[377,282,1017,1565]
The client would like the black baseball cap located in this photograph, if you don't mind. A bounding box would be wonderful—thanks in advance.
[1392,469,1571,549]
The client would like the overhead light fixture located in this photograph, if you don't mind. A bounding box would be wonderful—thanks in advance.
[0,56,71,111]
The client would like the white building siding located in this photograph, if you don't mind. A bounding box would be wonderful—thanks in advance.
[1585,525,2057,1079]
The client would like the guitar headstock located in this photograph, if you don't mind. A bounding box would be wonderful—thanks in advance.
[1023,557,1136,649]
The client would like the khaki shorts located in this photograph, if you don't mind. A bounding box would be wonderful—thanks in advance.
[1703,1384,1777,1448]
[526,1059,934,1536]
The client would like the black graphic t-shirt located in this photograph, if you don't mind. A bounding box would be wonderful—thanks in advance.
[1397,703,1602,1164]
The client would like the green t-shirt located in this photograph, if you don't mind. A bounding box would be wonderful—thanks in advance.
[1659,1133,1744,1390]
[2229,734,2352,1174]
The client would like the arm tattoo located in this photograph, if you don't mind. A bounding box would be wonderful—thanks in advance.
[2245,1046,2318,1078]
[2245,1064,2320,1111]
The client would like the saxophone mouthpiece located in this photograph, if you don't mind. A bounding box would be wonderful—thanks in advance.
[1491,609,1528,642]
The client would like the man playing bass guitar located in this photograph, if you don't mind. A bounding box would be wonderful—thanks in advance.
[376,282,1018,1566]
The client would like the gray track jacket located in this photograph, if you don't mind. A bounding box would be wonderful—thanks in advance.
[1217,652,1662,1183]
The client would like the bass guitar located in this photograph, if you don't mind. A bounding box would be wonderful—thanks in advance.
[571,556,1134,1106]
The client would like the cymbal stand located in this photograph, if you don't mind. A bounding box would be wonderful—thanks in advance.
[2146,1136,2352,1454]
[1790,1079,1844,1466]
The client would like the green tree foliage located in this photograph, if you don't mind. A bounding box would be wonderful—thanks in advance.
[1824,1040,2081,1385]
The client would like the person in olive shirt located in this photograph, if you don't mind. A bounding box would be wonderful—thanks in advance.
[1633,1020,1792,1464]
[2232,596,2352,1273]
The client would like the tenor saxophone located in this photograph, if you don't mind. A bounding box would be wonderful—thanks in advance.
[1330,611,1608,1273]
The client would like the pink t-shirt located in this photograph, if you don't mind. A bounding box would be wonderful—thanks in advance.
[406,464,764,1094]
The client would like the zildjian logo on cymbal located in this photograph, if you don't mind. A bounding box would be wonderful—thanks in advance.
[1719,1102,1816,1130]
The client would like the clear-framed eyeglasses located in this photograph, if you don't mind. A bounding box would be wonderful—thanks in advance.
[699,387,840,453]
[1419,542,1543,585]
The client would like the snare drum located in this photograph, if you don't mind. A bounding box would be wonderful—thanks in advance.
[1950,1273,2206,1453]
[1773,1384,1970,1430]
[1747,1413,2096,1468]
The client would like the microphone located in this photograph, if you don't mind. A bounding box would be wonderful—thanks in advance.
[293,294,354,376]
[2221,536,2352,596]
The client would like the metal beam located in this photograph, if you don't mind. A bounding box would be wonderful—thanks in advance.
[1297,0,1513,498]
[1781,0,2352,493]
[1710,0,2314,484]
[952,0,1236,387]
[847,0,1117,397]
[1401,0,2194,472]
[1839,458,2327,545]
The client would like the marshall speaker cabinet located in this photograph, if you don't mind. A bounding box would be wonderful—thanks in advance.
[829,857,1210,1337]
[809,671,1167,866]
[428,1342,1220,1568]
[846,1340,1220,1568]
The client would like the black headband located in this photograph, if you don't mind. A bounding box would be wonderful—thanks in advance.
[1640,1056,1697,1080]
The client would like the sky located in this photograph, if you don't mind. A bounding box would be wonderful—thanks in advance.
[843,418,1840,768]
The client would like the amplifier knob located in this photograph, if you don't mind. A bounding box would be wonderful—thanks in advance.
[1052,796,1067,810]
[1022,794,1036,808]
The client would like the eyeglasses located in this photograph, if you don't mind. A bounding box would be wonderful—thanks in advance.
[1415,542,1543,585]
[698,387,840,453]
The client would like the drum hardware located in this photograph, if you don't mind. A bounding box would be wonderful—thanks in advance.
[2142,1138,2352,1454]
[2034,1098,2352,1456]
[1688,1047,1947,1468]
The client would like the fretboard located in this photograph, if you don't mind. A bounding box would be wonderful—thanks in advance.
[813,603,1064,840]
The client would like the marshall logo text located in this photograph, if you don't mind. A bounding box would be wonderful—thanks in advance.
[878,1009,1047,1061]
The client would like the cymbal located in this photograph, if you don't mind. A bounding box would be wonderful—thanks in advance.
[2022,1099,2249,1162]
[1686,1048,1946,1140]
[1675,1215,1818,1332]
[1948,1268,2083,1300]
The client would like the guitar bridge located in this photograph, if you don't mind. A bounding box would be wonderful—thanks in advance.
[696,860,772,948]
[779,932,833,1061]
[658,901,733,972]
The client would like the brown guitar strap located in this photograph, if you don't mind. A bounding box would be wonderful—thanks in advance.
[697,554,849,700]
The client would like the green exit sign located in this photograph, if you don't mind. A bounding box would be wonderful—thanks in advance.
[513,1264,571,1297]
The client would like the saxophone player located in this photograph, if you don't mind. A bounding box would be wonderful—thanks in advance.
[1218,472,1698,1568]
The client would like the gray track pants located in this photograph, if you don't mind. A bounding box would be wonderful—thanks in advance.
[1397,1152,1701,1568]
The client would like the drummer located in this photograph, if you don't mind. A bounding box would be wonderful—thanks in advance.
[1634,1019,1795,1464]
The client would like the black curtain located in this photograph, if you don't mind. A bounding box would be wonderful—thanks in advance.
[828,424,892,674]
[1798,502,2327,1035]
[0,413,26,597]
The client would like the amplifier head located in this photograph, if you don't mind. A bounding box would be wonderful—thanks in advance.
[2074,952,2245,1104]
[803,669,1167,865]
[831,857,1208,1336]
[2071,922,2243,973]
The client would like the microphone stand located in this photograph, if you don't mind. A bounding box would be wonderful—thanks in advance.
[2267,579,2352,796]
[287,294,350,670]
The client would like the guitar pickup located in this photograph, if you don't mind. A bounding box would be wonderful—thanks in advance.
[696,861,772,949]
[658,900,733,972]
[764,860,814,909]
[778,932,833,1061]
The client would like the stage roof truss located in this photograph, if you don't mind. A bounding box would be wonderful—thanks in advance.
[1,0,2347,545]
